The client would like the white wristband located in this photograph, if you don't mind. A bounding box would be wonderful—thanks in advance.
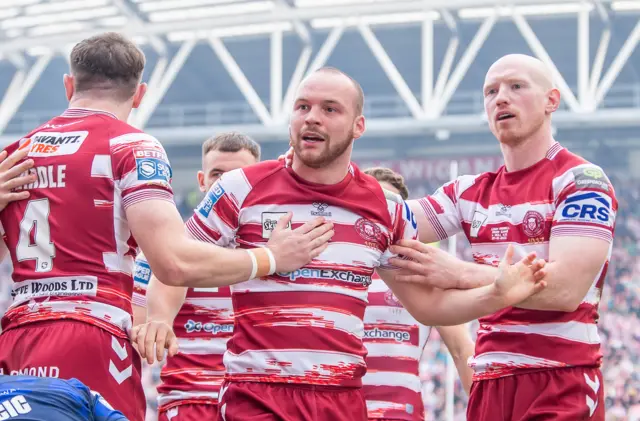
[264,248,277,275]
[245,249,258,280]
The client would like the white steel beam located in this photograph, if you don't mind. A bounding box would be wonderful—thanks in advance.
[421,16,434,109]
[111,0,167,56]
[433,14,496,117]
[433,37,459,108]
[594,18,640,107]
[577,5,590,107]
[0,54,52,134]
[358,23,425,119]
[589,28,610,102]
[209,37,274,125]
[306,25,344,76]
[512,13,582,112]
[130,40,196,129]
[0,0,579,55]
[271,30,283,117]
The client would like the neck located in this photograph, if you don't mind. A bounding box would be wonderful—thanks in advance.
[291,153,351,185]
[68,97,132,122]
[501,123,555,172]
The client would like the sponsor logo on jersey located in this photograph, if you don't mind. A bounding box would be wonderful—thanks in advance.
[135,157,172,183]
[261,212,290,239]
[470,210,488,238]
[277,268,372,286]
[133,259,152,285]
[495,204,512,217]
[573,167,610,191]
[11,276,98,305]
[311,202,331,217]
[491,226,509,241]
[197,184,225,218]
[0,395,32,419]
[27,131,89,157]
[184,319,233,335]
[355,218,382,242]
[364,327,411,342]
[522,210,546,237]
[558,192,612,226]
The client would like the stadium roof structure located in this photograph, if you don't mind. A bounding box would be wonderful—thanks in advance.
[0,0,640,145]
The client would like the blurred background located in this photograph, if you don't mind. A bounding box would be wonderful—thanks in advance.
[0,0,639,419]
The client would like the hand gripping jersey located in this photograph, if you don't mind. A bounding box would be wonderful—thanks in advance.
[0,108,174,339]
[133,255,233,411]
[417,143,617,380]
[362,276,430,420]
[185,161,418,386]
[0,375,126,421]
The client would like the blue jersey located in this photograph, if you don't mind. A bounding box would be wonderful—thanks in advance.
[0,376,127,421]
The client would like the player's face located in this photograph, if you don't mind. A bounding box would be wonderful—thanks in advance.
[197,149,257,192]
[290,72,365,169]
[483,65,548,145]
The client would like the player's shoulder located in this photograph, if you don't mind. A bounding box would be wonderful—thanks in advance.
[352,164,389,205]
[239,160,285,184]
[550,145,614,197]
[219,160,285,198]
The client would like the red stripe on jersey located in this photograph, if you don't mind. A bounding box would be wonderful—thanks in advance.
[232,290,366,315]
[365,357,419,374]
[480,304,598,325]
[417,197,447,240]
[187,216,222,243]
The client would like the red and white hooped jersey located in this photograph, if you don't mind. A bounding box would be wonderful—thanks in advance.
[363,276,429,420]
[0,108,174,339]
[133,254,233,411]
[185,160,419,387]
[416,142,617,380]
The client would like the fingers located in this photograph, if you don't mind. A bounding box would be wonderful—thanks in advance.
[388,245,428,264]
[3,191,30,202]
[294,216,327,235]
[144,323,158,364]
[501,244,514,266]
[155,327,168,362]
[0,145,30,172]
[1,160,35,183]
[386,258,428,276]
[532,280,547,294]
[393,239,430,250]
[135,324,148,360]
[301,219,334,239]
[309,242,329,259]
[394,273,429,283]
[3,172,37,191]
[533,268,547,282]
[307,229,334,252]
[167,336,179,358]
[273,212,293,232]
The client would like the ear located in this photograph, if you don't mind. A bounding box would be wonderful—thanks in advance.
[132,83,147,109]
[352,115,366,140]
[197,170,206,193]
[63,74,74,101]
[546,87,561,114]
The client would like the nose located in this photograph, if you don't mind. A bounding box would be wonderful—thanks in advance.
[304,106,321,126]
[495,86,509,106]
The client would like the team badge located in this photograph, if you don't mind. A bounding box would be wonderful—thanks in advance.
[522,210,545,237]
[355,218,382,242]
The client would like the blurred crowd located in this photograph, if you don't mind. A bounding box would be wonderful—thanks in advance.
[0,169,639,420]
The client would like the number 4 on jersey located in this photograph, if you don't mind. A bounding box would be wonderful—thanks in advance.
[17,199,55,273]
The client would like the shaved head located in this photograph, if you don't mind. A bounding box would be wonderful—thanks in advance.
[485,54,555,91]
[483,54,560,146]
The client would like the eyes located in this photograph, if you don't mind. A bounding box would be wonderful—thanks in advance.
[296,104,338,113]
[484,83,523,97]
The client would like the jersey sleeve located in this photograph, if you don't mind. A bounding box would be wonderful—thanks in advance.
[110,132,174,210]
[551,164,617,243]
[184,168,251,246]
[89,390,128,421]
[414,176,471,240]
[379,190,419,270]
[132,252,151,308]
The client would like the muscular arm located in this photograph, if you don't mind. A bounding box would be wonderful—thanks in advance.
[146,274,187,324]
[127,200,254,287]
[407,199,442,244]
[132,304,147,326]
[435,324,475,394]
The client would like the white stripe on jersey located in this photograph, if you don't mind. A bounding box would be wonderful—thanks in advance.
[158,391,220,408]
[362,371,421,392]
[364,342,423,360]
[223,349,365,377]
[458,199,554,226]
[109,132,162,146]
[91,155,113,179]
[471,242,550,261]
[364,305,422,326]
[178,337,230,355]
[479,321,600,345]
[470,351,566,373]
[104,184,134,275]
[315,242,384,268]
[184,297,234,312]
[15,300,131,331]
[366,401,407,413]
[239,204,391,233]
[240,307,364,338]
[231,278,368,301]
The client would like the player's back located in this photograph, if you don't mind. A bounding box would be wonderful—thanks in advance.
[0,108,173,339]
[0,375,126,421]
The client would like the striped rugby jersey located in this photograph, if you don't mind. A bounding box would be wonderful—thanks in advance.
[363,275,430,420]
[133,254,232,411]
[185,160,419,386]
[416,142,617,380]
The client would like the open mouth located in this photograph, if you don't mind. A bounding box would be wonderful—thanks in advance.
[496,112,515,121]
[301,133,325,142]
